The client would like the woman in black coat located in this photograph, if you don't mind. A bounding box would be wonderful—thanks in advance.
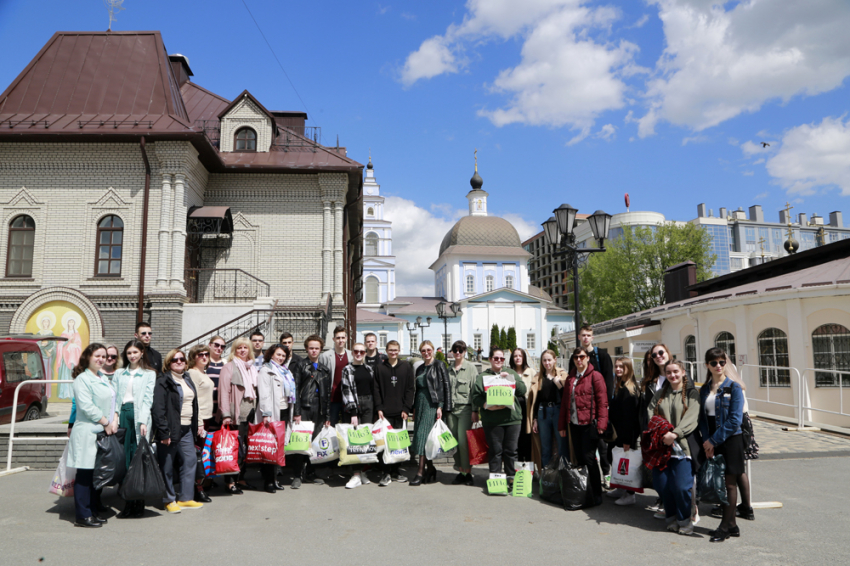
[607,357,641,506]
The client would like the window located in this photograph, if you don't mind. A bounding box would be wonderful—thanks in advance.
[757,328,790,387]
[2,349,42,383]
[95,215,123,276]
[6,215,35,277]
[410,334,419,354]
[731,257,743,271]
[714,331,736,364]
[364,276,379,303]
[614,346,623,356]
[505,274,514,289]
[367,207,374,217]
[526,333,536,350]
[812,324,850,387]
[485,275,494,292]
[442,334,452,352]
[466,274,475,295]
[379,333,388,349]
[365,232,379,256]
[684,335,696,380]
[745,228,756,253]
[474,334,482,350]
[234,127,257,151]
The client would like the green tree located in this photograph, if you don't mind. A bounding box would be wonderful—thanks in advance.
[500,328,508,350]
[434,350,448,367]
[490,324,501,351]
[506,327,517,351]
[547,329,560,357]
[579,223,716,324]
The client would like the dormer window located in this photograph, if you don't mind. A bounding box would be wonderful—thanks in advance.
[234,127,257,151]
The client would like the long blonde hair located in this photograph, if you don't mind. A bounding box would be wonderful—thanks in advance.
[228,337,252,362]
[614,357,637,395]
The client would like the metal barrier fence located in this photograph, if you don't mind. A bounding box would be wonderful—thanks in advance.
[799,368,850,431]
[4,380,71,474]
[739,364,804,429]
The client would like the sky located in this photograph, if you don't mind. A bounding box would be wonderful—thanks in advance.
[1,0,849,296]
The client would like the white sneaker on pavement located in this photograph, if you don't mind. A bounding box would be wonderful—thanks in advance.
[615,492,636,506]
[606,488,625,499]
[345,474,362,489]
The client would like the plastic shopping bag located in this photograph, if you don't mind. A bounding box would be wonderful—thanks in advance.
[93,428,127,490]
[697,455,729,505]
[201,432,217,477]
[487,473,509,496]
[512,469,533,498]
[247,422,287,466]
[425,420,458,460]
[559,455,589,511]
[483,373,517,410]
[284,421,314,456]
[212,426,240,475]
[466,423,488,466]
[371,418,392,454]
[382,425,411,465]
[48,444,75,497]
[310,425,339,464]
[336,423,379,466]
[118,437,167,501]
[610,447,645,493]
[515,461,534,473]
[539,460,563,505]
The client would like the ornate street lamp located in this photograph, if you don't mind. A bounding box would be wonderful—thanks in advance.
[435,300,461,353]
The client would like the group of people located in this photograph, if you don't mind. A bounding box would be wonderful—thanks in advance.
[64,322,754,542]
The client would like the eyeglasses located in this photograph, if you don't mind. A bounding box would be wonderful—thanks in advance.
[709,360,727,368]
[171,357,186,364]
[451,348,465,354]
[491,356,505,362]
[197,352,209,358]
[651,351,667,359]
[139,331,152,336]
[211,343,225,349]
[106,355,118,360]
[573,355,588,361]
[353,350,366,355]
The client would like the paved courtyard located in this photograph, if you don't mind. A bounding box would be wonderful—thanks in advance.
[1,418,849,565]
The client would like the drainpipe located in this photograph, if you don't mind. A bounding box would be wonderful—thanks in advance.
[137,137,152,323]
[686,307,700,379]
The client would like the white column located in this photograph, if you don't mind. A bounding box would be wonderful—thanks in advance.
[333,201,344,303]
[156,173,173,288]
[170,173,187,290]
[321,199,332,299]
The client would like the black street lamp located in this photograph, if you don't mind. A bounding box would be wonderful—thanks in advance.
[406,316,431,356]
[543,204,612,347]
[435,300,461,352]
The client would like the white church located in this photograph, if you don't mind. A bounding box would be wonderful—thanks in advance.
[356,158,574,360]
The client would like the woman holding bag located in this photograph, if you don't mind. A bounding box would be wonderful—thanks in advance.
[447,340,477,486]
[699,348,746,542]
[187,344,215,502]
[257,343,296,493]
[66,343,114,528]
[219,337,259,494]
[114,339,156,518]
[509,348,535,465]
[340,343,376,489]
[410,341,452,486]
[530,349,567,470]
[606,357,640,506]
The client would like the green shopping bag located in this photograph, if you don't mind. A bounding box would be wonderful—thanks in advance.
[386,429,411,451]
[438,430,458,453]
[512,469,532,498]
[285,431,311,453]
[487,473,508,496]
[486,385,514,406]
[347,425,374,446]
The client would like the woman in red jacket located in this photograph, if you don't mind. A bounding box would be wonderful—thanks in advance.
[558,346,609,507]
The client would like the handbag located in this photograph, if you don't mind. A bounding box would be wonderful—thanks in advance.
[741,412,759,460]
[48,444,75,497]
[559,423,590,511]
[697,455,729,505]
[466,423,488,466]
[212,426,240,475]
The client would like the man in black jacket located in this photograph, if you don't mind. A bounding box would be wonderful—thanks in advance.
[135,321,162,374]
[374,340,415,486]
[279,332,304,371]
[290,334,332,487]
[363,333,388,372]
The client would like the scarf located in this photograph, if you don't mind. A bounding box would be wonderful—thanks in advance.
[268,360,296,403]
[641,415,674,471]
[231,357,258,400]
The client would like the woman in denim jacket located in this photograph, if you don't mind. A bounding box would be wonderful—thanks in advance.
[698,348,745,543]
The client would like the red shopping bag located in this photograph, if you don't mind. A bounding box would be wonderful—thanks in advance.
[212,426,240,475]
[466,424,488,466]
[246,422,287,466]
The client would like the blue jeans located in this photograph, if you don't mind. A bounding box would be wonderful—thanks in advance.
[652,457,694,522]
[538,404,565,468]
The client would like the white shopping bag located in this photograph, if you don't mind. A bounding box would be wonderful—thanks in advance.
[336,423,379,466]
[284,421,315,456]
[371,418,392,454]
[514,461,534,473]
[424,419,458,460]
[382,424,411,465]
[483,373,516,410]
[48,444,75,497]
[310,425,339,464]
[610,446,644,493]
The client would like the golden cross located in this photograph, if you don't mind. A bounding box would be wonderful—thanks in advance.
[474,148,478,172]
[783,201,795,240]
[758,237,766,259]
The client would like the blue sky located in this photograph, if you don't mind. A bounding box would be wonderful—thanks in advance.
[1,0,849,295]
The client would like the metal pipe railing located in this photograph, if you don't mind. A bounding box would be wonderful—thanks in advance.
[800,368,850,427]
[739,363,803,428]
[5,380,71,473]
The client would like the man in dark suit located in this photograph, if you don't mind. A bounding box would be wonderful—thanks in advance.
[135,321,162,374]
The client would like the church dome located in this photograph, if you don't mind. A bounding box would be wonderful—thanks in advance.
[438,216,523,256]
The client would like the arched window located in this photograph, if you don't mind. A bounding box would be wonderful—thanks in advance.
[714,331,736,364]
[366,207,374,217]
[505,274,514,289]
[6,215,35,277]
[812,324,850,387]
[364,276,379,304]
[234,127,257,151]
[465,274,475,295]
[96,215,123,276]
[364,232,379,256]
[684,335,696,380]
[485,275,494,292]
[757,328,790,387]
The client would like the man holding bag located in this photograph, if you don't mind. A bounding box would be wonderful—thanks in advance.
[374,340,415,486]
[471,348,527,489]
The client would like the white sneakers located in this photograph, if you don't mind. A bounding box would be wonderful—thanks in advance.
[615,492,636,506]
[606,488,625,499]
[345,473,371,489]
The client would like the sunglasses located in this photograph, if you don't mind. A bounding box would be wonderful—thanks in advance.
[197,352,210,358]
[252,339,264,343]
[452,348,465,354]
[651,351,667,359]
[709,360,727,367]
[491,356,505,362]
[211,343,225,349]
[573,355,588,361]
[139,331,152,336]
[106,355,118,360]
[353,350,366,355]
[171,357,186,363]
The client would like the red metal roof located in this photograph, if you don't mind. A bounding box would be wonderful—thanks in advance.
[180,82,229,122]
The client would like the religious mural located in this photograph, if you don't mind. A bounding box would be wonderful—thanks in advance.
[24,301,90,401]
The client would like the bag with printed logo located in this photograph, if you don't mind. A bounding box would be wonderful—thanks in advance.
[483,373,516,410]
[310,425,339,464]
[247,421,287,466]
[212,426,240,475]
[610,446,644,492]
[336,423,379,466]
[371,418,392,454]
[383,425,411,465]
[48,444,75,497]
[284,420,314,456]
[425,419,458,460]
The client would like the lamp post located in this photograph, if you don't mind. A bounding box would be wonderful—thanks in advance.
[406,316,431,356]
[435,300,461,353]
[542,204,612,347]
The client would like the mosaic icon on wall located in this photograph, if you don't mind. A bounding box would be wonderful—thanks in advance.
[25,301,90,401]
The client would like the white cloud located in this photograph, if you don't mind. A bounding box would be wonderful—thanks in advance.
[596,123,617,141]
[765,116,850,195]
[754,191,768,200]
[639,0,850,136]
[401,0,644,136]
[742,171,754,176]
[500,213,540,242]
[682,134,707,146]
[630,14,650,28]
[741,140,773,157]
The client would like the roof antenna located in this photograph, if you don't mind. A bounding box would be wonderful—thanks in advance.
[105,0,125,32]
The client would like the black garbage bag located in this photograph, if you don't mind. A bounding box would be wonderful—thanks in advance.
[558,455,589,511]
[539,460,563,506]
[119,437,167,501]
[697,455,728,506]
[93,428,126,490]
[195,446,205,481]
